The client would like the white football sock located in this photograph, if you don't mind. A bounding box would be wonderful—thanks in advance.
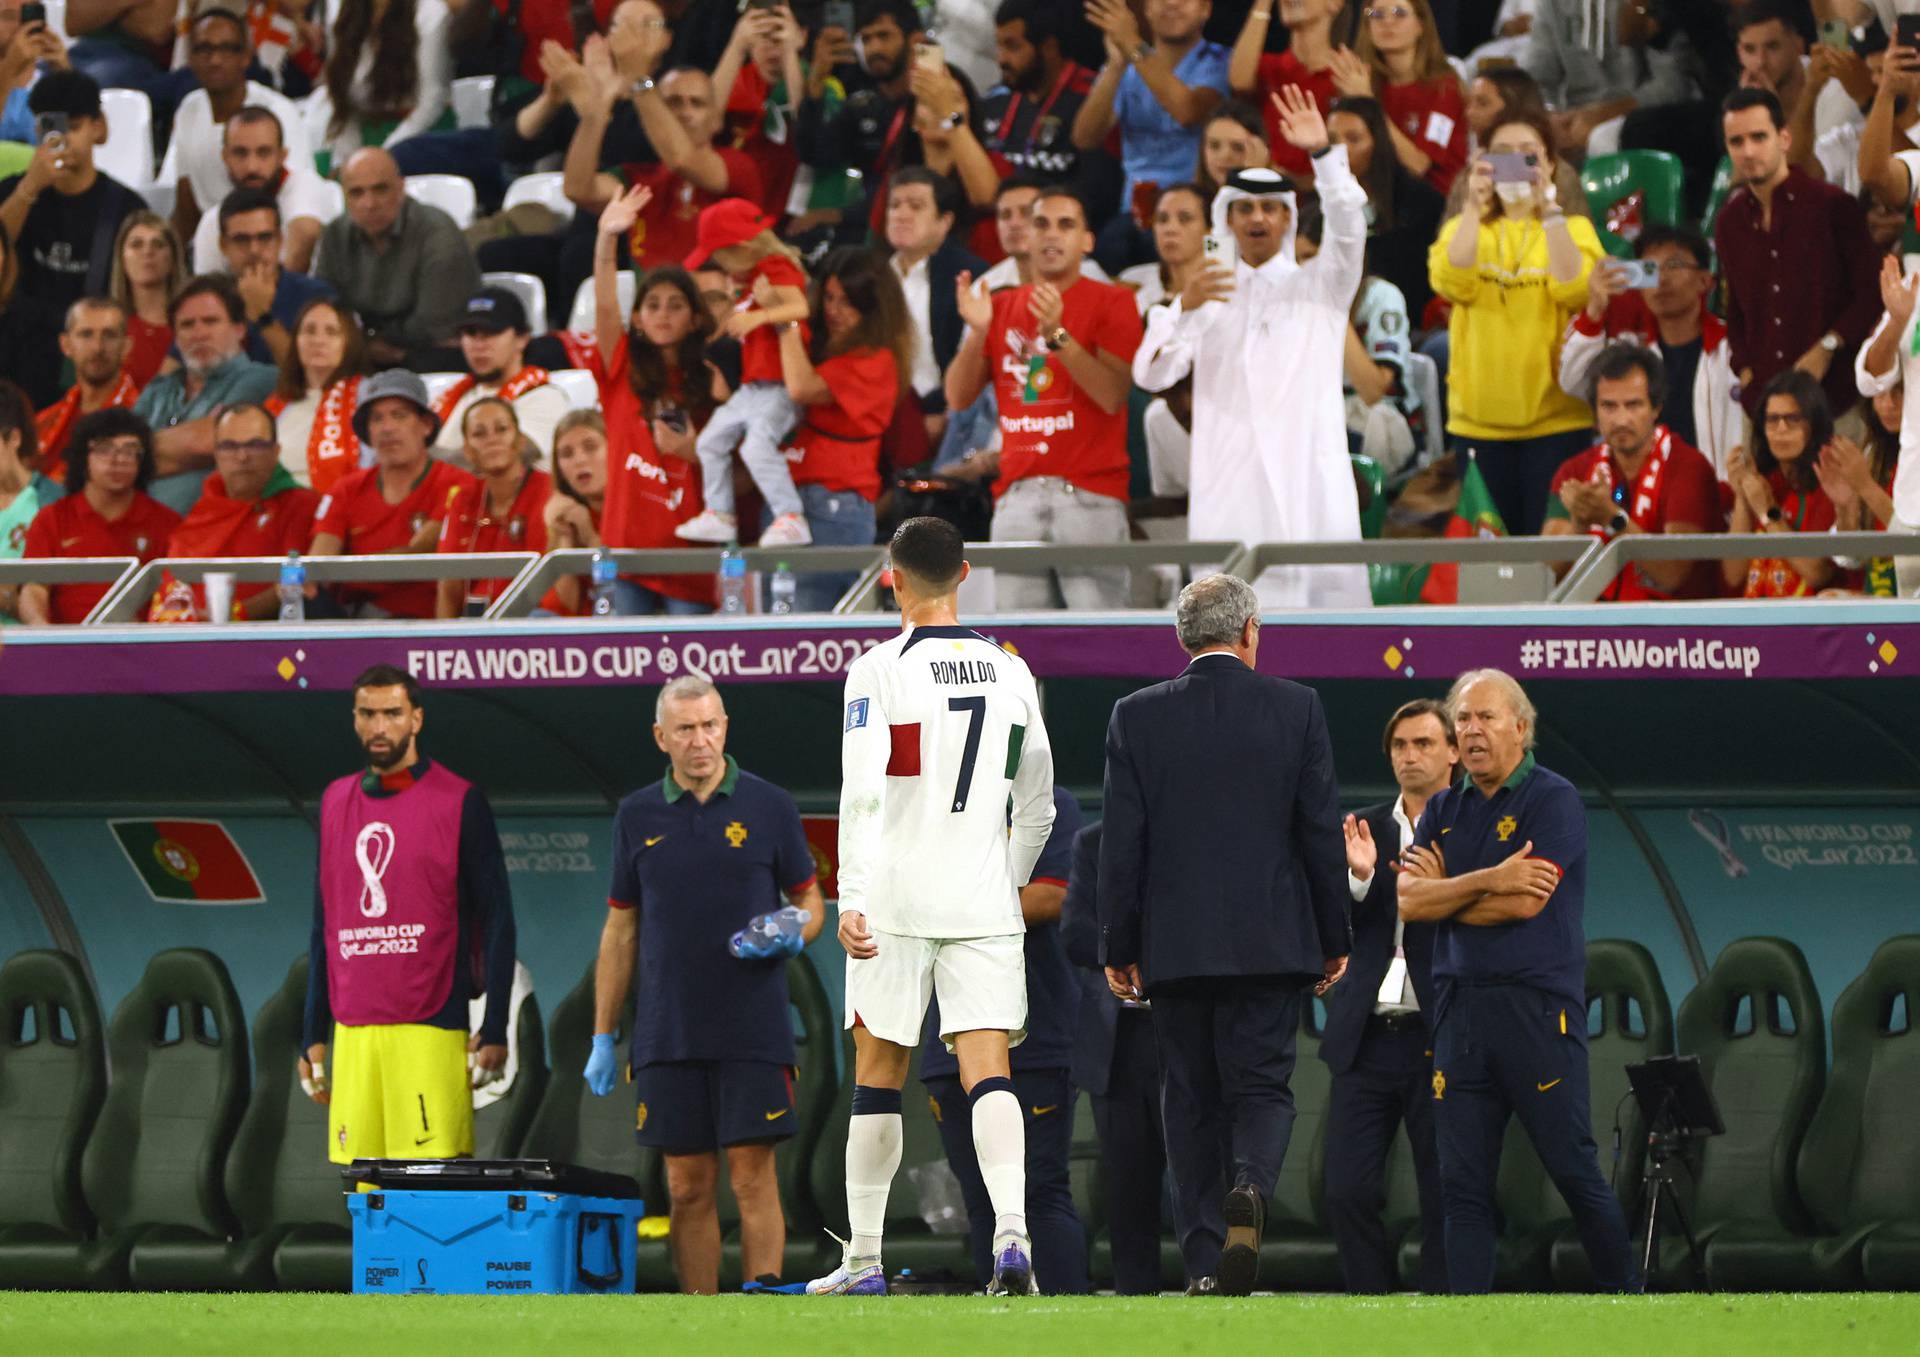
[846,1111,902,1265]
[970,1087,1028,1243]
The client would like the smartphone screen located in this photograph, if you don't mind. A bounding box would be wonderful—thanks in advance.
[20,2,45,25]
[1487,151,1535,183]
[823,0,853,30]
[1898,13,1920,48]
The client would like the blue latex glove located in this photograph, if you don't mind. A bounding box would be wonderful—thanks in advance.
[584,1032,617,1096]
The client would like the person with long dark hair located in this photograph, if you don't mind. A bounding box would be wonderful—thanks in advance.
[15,408,178,624]
[1723,369,1837,597]
[322,0,452,169]
[770,245,910,610]
[592,187,724,614]
[269,297,370,495]
[436,397,552,618]
[1818,380,1903,595]
[1118,182,1209,314]
[1328,94,1443,318]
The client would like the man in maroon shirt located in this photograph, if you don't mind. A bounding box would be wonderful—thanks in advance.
[1713,88,1878,419]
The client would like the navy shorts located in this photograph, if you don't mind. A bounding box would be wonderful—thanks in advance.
[632,1060,796,1151]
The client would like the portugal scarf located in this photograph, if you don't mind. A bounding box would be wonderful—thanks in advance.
[34,372,140,483]
[269,376,362,493]
[431,366,551,425]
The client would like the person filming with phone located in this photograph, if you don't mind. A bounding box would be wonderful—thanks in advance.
[0,69,147,408]
[1428,108,1604,536]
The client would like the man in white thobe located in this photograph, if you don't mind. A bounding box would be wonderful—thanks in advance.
[1133,88,1370,610]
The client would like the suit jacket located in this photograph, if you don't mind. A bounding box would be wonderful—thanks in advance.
[1059,822,1122,1096]
[1097,653,1350,989]
[921,241,988,414]
[1318,798,1438,1075]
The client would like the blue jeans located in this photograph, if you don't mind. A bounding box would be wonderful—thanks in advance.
[613,579,711,616]
[765,481,876,612]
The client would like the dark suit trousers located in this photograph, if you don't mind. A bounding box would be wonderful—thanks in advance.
[1432,984,1637,1294]
[1091,1008,1166,1295]
[924,1070,1090,1294]
[1324,1017,1447,1292]
[1150,977,1304,1279]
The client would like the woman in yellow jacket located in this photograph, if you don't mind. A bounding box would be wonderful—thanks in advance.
[1429,108,1605,535]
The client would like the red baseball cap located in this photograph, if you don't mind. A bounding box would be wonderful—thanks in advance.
[683,198,775,269]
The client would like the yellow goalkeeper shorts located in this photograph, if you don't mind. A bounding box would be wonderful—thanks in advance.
[327,1023,473,1165]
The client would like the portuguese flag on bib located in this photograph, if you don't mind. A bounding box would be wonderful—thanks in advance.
[110,819,265,904]
[1418,452,1507,605]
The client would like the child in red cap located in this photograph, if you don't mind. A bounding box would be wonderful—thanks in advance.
[674,197,815,546]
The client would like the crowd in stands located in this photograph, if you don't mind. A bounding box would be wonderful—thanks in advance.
[0,0,1917,624]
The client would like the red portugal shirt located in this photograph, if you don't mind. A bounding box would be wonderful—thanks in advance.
[1380,77,1468,195]
[1253,53,1336,177]
[156,469,320,618]
[986,277,1142,502]
[1745,472,1837,598]
[784,346,898,500]
[597,335,715,607]
[438,469,553,606]
[735,254,811,385]
[1544,429,1724,600]
[724,63,800,221]
[21,490,180,622]
[313,459,476,618]
[624,150,766,273]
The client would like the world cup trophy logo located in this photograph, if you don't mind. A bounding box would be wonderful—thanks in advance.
[355,822,397,918]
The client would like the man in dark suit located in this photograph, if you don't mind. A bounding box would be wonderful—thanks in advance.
[884,166,986,444]
[1322,698,1456,1293]
[1097,573,1350,1296]
[1060,821,1167,1295]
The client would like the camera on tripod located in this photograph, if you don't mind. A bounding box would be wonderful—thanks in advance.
[1625,1054,1724,1288]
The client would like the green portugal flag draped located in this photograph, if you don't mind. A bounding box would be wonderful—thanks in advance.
[110,819,266,904]
[1418,452,1508,605]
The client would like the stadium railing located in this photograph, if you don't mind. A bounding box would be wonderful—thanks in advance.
[1552,531,1920,605]
[85,554,543,624]
[0,557,140,624]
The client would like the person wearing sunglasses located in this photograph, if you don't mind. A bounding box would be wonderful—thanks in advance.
[149,401,320,622]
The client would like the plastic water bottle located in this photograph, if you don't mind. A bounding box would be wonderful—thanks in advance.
[769,561,796,615]
[589,549,618,617]
[277,552,306,622]
[717,545,749,615]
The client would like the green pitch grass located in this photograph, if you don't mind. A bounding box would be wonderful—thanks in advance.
[4,1292,1918,1357]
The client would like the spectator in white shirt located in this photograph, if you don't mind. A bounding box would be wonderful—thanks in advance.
[885,166,985,446]
[321,0,452,170]
[1854,254,1920,595]
[189,106,332,275]
[163,7,313,254]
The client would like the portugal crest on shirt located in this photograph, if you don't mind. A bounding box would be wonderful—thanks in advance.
[725,821,749,848]
[1496,815,1517,841]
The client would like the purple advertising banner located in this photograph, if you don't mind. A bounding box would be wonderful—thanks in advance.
[1,606,1917,695]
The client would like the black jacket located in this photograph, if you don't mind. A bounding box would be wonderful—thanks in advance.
[913,241,987,413]
[1059,823,1124,1095]
[1097,654,1350,989]
[1318,799,1437,1075]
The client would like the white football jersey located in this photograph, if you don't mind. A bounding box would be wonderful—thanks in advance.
[838,624,1055,939]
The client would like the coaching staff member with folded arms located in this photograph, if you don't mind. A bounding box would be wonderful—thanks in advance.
[1323,699,1454,1294]
[1397,669,1635,1295]
[584,674,825,1295]
[1098,573,1350,1296]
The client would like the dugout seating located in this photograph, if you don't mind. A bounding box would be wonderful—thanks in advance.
[0,949,249,1288]
[0,950,108,1276]
[521,961,650,1180]
[473,992,549,1159]
[1671,938,1825,1289]
[1705,936,1920,1290]
[632,952,839,1290]
[132,957,348,1290]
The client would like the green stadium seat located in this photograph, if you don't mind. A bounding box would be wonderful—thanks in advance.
[1709,936,1920,1290]
[1548,940,1675,1288]
[1353,454,1387,540]
[521,961,651,1180]
[0,949,249,1289]
[1671,938,1825,1290]
[131,957,350,1290]
[1580,151,1686,258]
[472,989,549,1159]
[0,950,108,1279]
[632,952,841,1290]
[1261,1003,1343,1289]
[1699,156,1736,239]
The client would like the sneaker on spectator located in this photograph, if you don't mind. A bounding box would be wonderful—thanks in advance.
[758,513,813,547]
[676,510,739,543]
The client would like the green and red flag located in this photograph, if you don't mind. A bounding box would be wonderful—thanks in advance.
[109,819,265,904]
[1419,452,1508,605]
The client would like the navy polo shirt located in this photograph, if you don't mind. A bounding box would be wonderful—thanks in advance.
[920,787,1086,1080]
[608,756,818,1069]
[1412,753,1588,1009]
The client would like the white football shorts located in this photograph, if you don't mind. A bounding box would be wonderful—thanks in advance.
[844,929,1028,1051]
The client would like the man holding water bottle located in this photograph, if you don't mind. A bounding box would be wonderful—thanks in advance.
[584,674,826,1294]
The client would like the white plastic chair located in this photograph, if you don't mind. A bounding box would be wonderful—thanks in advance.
[404,173,476,229]
[451,75,494,130]
[481,270,548,336]
[566,272,636,334]
[97,88,154,189]
[316,179,346,223]
[548,369,598,410]
[43,0,69,40]
[422,373,465,406]
[501,170,575,224]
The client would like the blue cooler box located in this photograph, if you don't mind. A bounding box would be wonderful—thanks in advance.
[349,1189,647,1295]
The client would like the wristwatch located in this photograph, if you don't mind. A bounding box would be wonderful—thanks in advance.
[1608,510,1630,535]
[1819,331,1841,353]
[1129,41,1152,64]
[1764,504,1784,524]
[1045,325,1071,352]
[939,109,965,129]
[629,76,656,97]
